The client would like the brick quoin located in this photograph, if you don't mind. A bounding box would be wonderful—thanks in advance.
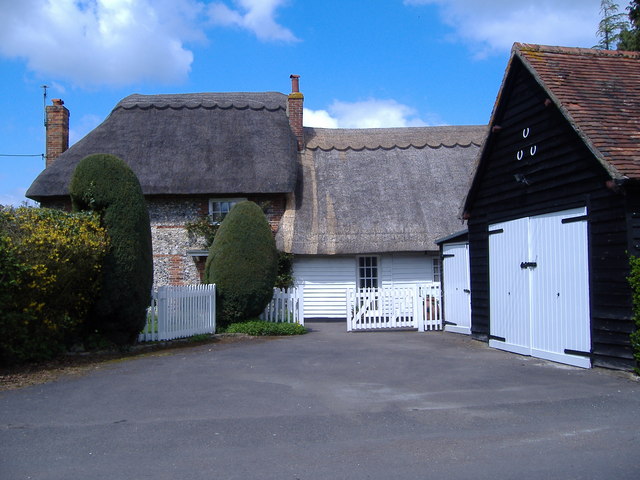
[167,255,186,285]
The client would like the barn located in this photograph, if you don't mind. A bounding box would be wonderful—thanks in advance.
[462,44,640,370]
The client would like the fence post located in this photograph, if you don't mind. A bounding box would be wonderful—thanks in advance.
[296,286,304,326]
[415,284,425,332]
[346,288,353,332]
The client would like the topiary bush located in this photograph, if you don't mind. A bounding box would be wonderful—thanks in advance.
[0,206,109,363]
[203,201,278,328]
[627,255,640,373]
[70,154,153,345]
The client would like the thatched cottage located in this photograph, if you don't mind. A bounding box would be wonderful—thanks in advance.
[27,76,485,319]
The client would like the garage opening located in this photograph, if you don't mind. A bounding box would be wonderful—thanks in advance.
[488,207,591,368]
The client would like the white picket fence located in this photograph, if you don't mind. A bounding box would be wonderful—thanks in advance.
[346,283,442,332]
[138,284,216,342]
[260,286,304,325]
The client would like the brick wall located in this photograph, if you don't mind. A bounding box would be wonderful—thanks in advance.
[45,99,69,168]
[288,75,304,151]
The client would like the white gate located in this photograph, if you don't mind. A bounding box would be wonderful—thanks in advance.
[442,243,471,334]
[260,286,304,325]
[489,207,591,368]
[346,284,442,332]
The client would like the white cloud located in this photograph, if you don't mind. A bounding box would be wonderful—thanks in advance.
[405,0,601,57]
[304,99,430,129]
[303,108,339,128]
[208,0,299,42]
[0,0,204,87]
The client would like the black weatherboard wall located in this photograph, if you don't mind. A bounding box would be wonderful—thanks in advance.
[464,56,635,370]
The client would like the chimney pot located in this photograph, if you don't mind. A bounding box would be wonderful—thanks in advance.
[52,98,64,106]
[290,74,300,93]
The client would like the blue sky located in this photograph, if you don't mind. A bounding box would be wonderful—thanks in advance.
[1,0,603,206]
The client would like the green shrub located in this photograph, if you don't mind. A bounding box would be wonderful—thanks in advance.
[184,213,222,248]
[224,320,307,336]
[0,206,109,363]
[275,251,294,289]
[70,154,153,345]
[204,201,278,328]
[627,256,640,373]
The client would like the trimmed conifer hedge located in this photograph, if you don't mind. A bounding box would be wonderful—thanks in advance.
[204,201,278,328]
[70,154,153,345]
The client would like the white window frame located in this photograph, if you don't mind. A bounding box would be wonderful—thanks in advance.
[433,256,441,283]
[357,255,380,289]
[208,198,246,223]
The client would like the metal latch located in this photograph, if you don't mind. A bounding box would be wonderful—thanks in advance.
[520,261,537,269]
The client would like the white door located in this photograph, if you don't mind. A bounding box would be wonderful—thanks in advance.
[529,209,591,366]
[489,208,591,368]
[443,243,472,334]
[489,217,531,356]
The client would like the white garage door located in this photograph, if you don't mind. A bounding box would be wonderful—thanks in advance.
[442,243,471,335]
[489,207,591,368]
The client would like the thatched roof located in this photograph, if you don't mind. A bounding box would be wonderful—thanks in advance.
[276,125,487,254]
[27,92,299,200]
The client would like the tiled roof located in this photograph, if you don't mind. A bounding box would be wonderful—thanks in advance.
[515,43,640,179]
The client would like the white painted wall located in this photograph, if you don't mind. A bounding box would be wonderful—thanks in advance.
[294,253,436,318]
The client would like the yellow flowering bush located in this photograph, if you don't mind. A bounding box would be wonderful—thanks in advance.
[0,206,109,363]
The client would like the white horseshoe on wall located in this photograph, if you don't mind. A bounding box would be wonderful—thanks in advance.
[530,145,537,156]
[523,128,530,138]
[517,150,524,161]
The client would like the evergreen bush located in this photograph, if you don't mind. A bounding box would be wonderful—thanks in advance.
[0,206,109,363]
[70,154,153,345]
[204,201,278,327]
[275,252,295,289]
[627,255,640,373]
[224,320,307,336]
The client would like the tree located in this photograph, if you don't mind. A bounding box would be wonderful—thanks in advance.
[595,0,629,49]
[618,0,640,50]
[70,154,153,345]
[203,201,278,328]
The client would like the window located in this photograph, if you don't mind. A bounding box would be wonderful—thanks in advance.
[358,256,379,289]
[208,198,246,223]
[433,257,441,282]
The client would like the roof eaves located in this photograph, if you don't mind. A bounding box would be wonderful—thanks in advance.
[460,49,517,217]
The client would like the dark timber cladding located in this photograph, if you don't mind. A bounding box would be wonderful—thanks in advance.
[463,45,638,370]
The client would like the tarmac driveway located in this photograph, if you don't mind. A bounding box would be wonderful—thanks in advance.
[1,321,639,480]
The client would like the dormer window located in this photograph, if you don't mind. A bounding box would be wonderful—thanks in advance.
[208,198,246,223]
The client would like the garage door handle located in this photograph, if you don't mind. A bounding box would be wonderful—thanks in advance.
[463,289,471,293]
[520,262,537,269]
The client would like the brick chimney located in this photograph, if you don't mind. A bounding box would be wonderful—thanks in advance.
[45,99,69,168]
[288,75,304,151]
